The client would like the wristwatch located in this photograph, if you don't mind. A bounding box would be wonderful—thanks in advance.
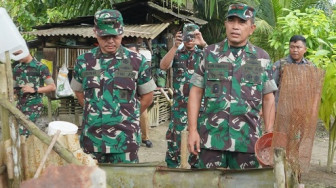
[34,87,38,93]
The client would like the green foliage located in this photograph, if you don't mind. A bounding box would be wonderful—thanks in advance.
[60,0,112,18]
[42,96,60,116]
[46,7,66,23]
[269,7,336,172]
[317,62,336,171]
[269,8,333,60]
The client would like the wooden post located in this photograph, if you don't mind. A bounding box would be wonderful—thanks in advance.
[274,148,286,188]
[159,88,172,106]
[180,130,189,169]
[47,97,52,122]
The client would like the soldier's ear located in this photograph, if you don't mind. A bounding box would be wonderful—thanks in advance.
[249,24,256,36]
[93,28,98,38]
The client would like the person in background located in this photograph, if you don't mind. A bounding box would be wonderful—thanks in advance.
[125,42,154,148]
[70,9,156,163]
[160,23,207,168]
[187,3,277,169]
[272,35,314,106]
[13,51,56,135]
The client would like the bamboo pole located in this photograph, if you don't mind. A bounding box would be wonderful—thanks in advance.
[0,100,81,165]
[5,51,22,187]
[0,62,10,141]
[4,139,14,180]
[5,51,14,103]
[8,117,21,187]
[1,51,21,187]
[167,88,173,97]
[20,136,29,180]
[34,130,61,178]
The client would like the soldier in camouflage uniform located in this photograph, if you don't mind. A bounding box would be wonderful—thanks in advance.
[151,44,168,87]
[273,35,314,106]
[160,23,207,168]
[13,52,56,135]
[187,3,278,169]
[70,9,156,163]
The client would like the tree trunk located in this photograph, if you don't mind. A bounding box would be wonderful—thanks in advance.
[327,119,336,172]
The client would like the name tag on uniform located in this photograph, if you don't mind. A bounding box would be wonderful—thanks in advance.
[207,63,229,80]
[82,70,101,77]
[116,62,135,78]
[115,71,136,78]
[119,62,133,71]
[26,72,40,76]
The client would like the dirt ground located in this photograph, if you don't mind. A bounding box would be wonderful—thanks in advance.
[138,121,336,187]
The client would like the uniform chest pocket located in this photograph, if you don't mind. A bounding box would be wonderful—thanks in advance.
[83,76,100,99]
[114,77,136,103]
[205,78,222,98]
[26,71,41,83]
[206,63,230,80]
[240,59,263,84]
[204,63,230,98]
[82,70,101,88]
[240,60,263,101]
[174,67,185,78]
[26,71,40,76]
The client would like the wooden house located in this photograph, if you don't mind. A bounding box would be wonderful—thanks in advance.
[27,0,207,126]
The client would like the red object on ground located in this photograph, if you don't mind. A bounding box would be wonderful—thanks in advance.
[255,132,273,166]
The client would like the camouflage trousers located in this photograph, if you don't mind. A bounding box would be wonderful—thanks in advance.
[90,150,139,164]
[165,107,198,168]
[197,149,260,169]
[19,105,43,136]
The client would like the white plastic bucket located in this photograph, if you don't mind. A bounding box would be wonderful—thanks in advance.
[48,121,78,136]
[0,7,29,62]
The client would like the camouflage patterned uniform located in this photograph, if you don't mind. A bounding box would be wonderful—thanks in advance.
[71,9,156,163]
[166,24,203,168]
[273,55,314,105]
[72,46,155,163]
[13,58,54,135]
[190,39,277,169]
[151,44,168,87]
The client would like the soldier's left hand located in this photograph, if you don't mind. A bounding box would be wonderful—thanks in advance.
[21,85,35,94]
[193,30,207,48]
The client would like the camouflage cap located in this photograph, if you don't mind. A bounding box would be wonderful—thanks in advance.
[94,9,124,36]
[182,23,199,42]
[226,3,255,21]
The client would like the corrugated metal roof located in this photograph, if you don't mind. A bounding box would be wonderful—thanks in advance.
[147,2,207,25]
[27,23,170,39]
